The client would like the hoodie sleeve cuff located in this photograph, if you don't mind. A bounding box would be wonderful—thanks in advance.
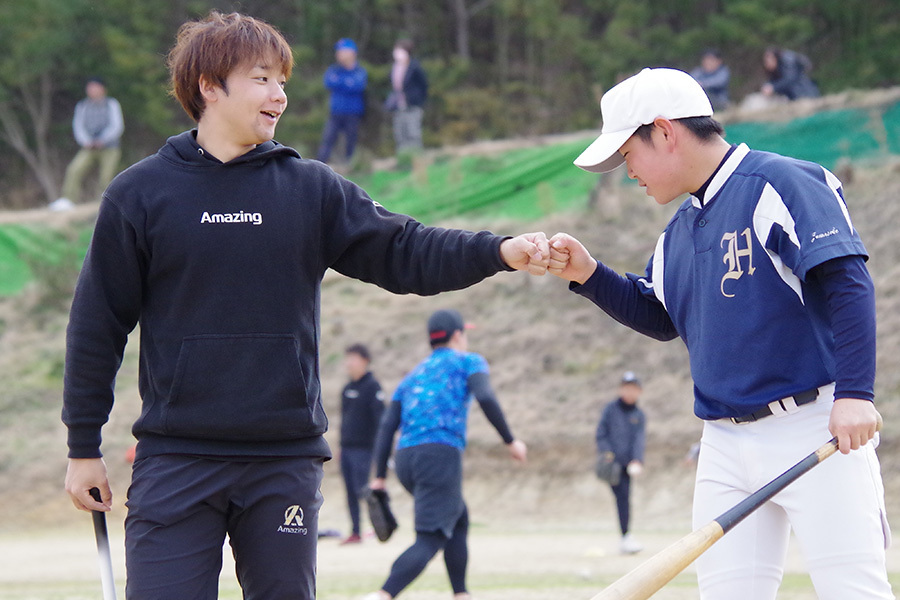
[67,426,104,459]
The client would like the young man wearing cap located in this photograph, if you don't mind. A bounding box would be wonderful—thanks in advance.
[595,371,646,554]
[317,37,367,165]
[61,12,549,599]
[365,309,527,600]
[547,68,891,598]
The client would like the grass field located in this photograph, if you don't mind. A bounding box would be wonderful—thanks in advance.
[4,517,900,600]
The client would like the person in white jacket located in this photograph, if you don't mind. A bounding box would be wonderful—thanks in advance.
[55,77,124,208]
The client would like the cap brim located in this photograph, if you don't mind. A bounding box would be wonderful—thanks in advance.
[573,127,637,173]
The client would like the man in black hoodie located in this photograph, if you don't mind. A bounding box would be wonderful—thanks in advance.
[61,11,549,600]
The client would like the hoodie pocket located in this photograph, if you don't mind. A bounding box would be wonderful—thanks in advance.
[165,334,325,441]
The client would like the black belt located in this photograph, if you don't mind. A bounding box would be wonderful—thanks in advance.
[730,389,819,424]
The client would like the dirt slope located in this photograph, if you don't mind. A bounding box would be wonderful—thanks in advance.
[1,152,899,535]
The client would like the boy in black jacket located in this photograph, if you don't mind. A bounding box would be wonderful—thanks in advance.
[61,12,548,599]
[595,371,646,554]
[339,343,384,544]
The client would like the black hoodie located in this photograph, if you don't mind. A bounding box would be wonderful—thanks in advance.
[62,131,512,461]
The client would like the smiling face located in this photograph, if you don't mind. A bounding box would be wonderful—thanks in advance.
[618,123,685,205]
[221,61,287,143]
[197,58,287,160]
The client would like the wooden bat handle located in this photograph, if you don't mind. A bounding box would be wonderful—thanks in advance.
[588,522,724,600]
[588,410,883,600]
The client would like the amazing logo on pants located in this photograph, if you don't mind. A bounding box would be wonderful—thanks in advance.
[278,505,309,535]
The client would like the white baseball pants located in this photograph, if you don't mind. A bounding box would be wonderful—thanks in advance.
[693,384,893,599]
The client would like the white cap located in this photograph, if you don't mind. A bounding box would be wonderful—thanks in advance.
[574,68,714,173]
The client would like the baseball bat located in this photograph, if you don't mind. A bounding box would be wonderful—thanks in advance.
[590,415,881,600]
[89,487,118,600]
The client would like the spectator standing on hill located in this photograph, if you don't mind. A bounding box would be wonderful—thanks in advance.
[339,343,385,545]
[595,371,646,554]
[61,11,550,599]
[53,77,123,210]
[364,309,527,600]
[761,47,820,101]
[385,38,428,156]
[690,49,730,111]
[317,38,368,166]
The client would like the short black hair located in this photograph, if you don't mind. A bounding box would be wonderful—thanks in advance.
[633,116,724,143]
[345,343,371,362]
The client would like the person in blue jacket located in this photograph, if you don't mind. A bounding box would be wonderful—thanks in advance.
[61,11,550,600]
[690,49,730,111]
[317,38,367,165]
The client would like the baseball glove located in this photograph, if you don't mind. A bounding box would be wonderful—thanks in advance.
[595,451,622,486]
[362,487,398,542]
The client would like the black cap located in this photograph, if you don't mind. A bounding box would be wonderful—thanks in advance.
[621,371,641,386]
[427,309,465,345]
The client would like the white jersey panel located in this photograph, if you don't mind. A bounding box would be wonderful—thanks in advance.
[638,232,669,311]
[822,166,855,233]
[752,183,804,304]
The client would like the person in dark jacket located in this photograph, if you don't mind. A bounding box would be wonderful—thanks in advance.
[595,371,646,554]
[386,38,428,154]
[317,38,367,165]
[690,49,730,111]
[339,343,385,544]
[761,47,820,101]
[61,11,550,600]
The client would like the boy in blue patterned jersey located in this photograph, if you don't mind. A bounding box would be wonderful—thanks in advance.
[547,68,891,599]
[365,309,527,600]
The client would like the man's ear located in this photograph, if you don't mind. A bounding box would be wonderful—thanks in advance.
[653,117,679,149]
[198,75,222,105]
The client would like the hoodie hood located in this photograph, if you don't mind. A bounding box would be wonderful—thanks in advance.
[159,130,301,168]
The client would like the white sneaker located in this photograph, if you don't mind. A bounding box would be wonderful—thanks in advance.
[362,593,388,600]
[620,533,643,554]
[48,197,74,212]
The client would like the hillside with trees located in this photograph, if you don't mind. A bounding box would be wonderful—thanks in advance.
[1,0,899,206]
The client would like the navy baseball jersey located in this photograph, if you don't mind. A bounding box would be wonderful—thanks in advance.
[629,144,867,419]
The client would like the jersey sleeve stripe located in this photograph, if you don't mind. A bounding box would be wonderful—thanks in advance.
[821,166,855,234]
[753,183,805,304]
[638,231,668,311]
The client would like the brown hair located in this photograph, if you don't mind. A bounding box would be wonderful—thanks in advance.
[394,38,415,54]
[167,11,293,121]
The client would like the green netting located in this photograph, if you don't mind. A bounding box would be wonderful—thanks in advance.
[0,100,897,297]
[724,106,897,168]
[364,100,900,224]
[367,140,595,221]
